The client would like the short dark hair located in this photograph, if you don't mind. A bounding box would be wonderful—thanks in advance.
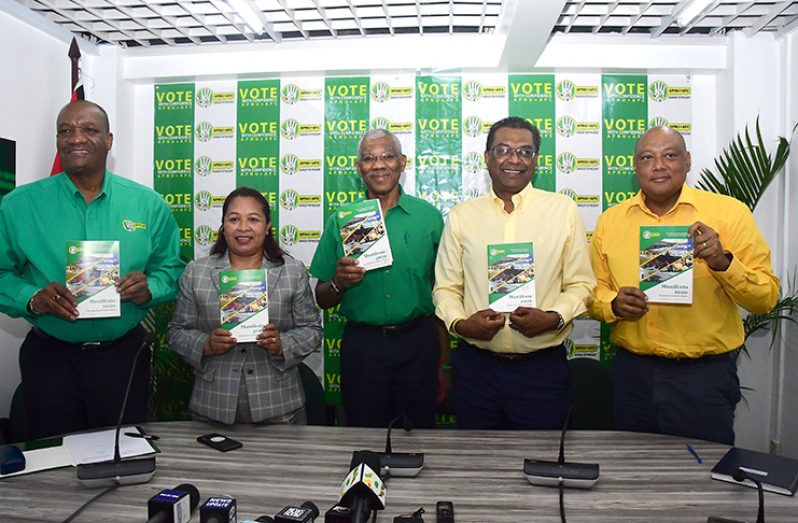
[485,116,541,153]
[57,100,111,133]
[210,186,285,265]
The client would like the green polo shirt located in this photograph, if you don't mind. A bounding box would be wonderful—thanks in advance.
[310,187,444,325]
[0,171,184,342]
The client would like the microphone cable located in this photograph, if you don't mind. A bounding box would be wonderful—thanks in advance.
[559,480,566,523]
[61,482,120,523]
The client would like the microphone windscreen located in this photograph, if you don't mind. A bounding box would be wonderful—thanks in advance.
[401,414,413,433]
[174,483,200,511]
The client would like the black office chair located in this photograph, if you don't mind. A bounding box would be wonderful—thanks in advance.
[298,363,330,426]
[568,357,614,430]
[0,384,27,444]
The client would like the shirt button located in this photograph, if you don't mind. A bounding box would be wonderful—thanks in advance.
[386,294,391,299]
[241,348,246,353]
[247,369,253,375]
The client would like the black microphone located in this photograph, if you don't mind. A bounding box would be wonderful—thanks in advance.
[200,496,237,523]
[76,330,158,488]
[338,451,386,523]
[323,503,352,523]
[522,405,600,489]
[274,501,320,522]
[146,483,201,523]
[375,413,424,478]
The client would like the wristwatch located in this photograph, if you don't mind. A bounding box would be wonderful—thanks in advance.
[549,311,565,332]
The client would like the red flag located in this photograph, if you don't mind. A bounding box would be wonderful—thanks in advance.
[51,37,85,176]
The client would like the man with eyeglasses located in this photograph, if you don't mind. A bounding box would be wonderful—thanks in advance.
[311,128,447,428]
[433,116,594,430]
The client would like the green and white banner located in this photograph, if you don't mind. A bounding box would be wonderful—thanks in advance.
[153,72,693,405]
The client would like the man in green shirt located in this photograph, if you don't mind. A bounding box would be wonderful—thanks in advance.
[0,100,183,440]
[310,129,447,428]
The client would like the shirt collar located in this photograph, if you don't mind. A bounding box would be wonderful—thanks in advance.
[490,182,535,212]
[60,170,111,201]
[627,183,697,217]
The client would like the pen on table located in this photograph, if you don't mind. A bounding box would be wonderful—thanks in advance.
[124,432,160,441]
[686,444,703,464]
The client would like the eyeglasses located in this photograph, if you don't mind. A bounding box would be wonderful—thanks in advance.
[489,145,537,160]
[359,153,402,165]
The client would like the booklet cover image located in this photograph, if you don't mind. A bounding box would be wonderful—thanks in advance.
[65,240,121,318]
[639,225,693,304]
[336,199,393,270]
[220,269,269,342]
[488,242,536,312]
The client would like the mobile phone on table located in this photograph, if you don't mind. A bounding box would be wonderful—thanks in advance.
[196,433,242,452]
[436,501,454,523]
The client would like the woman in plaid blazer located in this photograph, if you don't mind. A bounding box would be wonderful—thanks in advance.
[168,187,322,424]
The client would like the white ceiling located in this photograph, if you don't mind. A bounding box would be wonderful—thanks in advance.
[12,0,798,48]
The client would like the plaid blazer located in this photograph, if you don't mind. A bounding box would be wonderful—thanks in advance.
[167,252,322,423]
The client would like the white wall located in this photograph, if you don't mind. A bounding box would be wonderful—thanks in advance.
[0,10,79,419]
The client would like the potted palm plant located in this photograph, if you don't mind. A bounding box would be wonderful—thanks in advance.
[695,118,798,354]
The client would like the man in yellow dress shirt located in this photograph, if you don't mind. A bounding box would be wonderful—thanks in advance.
[433,116,594,429]
[589,126,779,444]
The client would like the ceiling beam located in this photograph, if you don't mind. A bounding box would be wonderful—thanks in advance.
[497,0,567,70]
[745,0,792,36]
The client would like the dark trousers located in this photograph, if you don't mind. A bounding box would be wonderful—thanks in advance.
[453,341,571,430]
[340,317,439,429]
[614,347,741,445]
[19,326,150,441]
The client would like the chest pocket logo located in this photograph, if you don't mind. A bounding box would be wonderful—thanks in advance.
[122,219,147,232]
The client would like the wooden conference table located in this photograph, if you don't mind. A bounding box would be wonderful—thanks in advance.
[2,422,796,522]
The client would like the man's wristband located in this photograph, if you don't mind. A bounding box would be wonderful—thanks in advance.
[329,278,343,295]
[28,289,43,315]
[549,311,565,332]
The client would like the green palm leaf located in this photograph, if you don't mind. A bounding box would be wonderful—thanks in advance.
[696,118,794,211]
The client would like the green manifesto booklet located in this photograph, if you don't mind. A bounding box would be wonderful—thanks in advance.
[336,199,393,270]
[488,242,535,312]
[639,225,693,304]
[220,269,268,342]
[65,240,120,318]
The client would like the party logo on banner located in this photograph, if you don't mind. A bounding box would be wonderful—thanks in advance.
[370,81,412,103]
[194,156,234,177]
[195,87,235,108]
[280,83,322,105]
[463,116,490,138]
[155,89,193,110]
[279,224,321,246]
[648,80,692,102]
[280,119,322,139]
[559,188,601,207]
[194,121,234,142]
[463,152,485,175]
[279,189,322,211]
[279,154,322,176]
[556,115,600,138]
[555,79,599,101]
[194,225,217,247]
[239,85,279,106]
[370,116,413,134]
[194,191,225,212]
[648,116,692,134]
[462,80,505,102]
[556,152,600,175]
[154,158,192,178]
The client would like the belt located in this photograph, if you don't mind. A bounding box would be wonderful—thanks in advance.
[620,347,737,363]
[465,341,564,363]
[32,325,144,350]
[348,316,429,337]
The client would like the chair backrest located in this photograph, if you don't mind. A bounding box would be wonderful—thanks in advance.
[569,357,614,430]
[298,363,328,426]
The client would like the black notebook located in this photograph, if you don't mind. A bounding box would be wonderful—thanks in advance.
[711,447,798,496]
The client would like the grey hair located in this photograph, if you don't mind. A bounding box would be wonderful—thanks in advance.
[357,128,403,158]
